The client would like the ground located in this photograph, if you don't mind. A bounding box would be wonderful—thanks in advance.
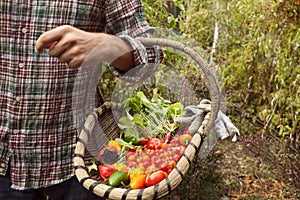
[162,135,300,200]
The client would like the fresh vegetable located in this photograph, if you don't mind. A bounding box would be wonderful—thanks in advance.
[112,163,128,173]
[107,140,121,151]
[145,170,168,187]
[139,137,149,146]
[145,138,163,150]
[130,173,146,189]
[167,160,176,173]
[98,164,116,180]
[129,167,144,177]
[87,158,99,176]
[179,133,192,146]
[123,135,141,145]
[118,91,183,140]
[145,164,157,173]
[87,91,196,190]
[114,138,134,150]
[107,171,129,187]
[164,132,172,143]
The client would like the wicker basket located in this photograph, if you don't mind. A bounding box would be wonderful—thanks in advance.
[74,38,221,200]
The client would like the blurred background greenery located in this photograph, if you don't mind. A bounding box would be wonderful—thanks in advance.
[100,1,299,198]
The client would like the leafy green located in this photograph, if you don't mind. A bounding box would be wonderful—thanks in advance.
[117,90,184,139]
[115,138,135,149]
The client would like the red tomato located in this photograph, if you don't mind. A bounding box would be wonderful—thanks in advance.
[127,154,136,162]
[172,147,181,155]
[158,162,168,172]
[137,162,146,171]
[125,151,134,158]
[160,142,169,149]
[150,150,159,158]
[143,160,152,169]
[167,160,176,170]
[141,154,150,162]
[139,137,149,146]
[154,158,163,168]
[145,164,157,173]
[126,161,137,168]
[145,170,168,187]
[98,164,116,180]
[173,154,181,161]
[145,138,163,150]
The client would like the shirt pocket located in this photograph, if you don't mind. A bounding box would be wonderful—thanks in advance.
[73,0,106,30]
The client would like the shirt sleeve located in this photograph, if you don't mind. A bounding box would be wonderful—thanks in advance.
[104,0,163,82]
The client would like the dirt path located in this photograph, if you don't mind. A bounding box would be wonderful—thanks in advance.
[162,136,300,200]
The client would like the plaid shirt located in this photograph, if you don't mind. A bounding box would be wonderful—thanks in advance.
[0,0,162,190]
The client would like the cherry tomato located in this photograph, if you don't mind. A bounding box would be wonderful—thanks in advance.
[143,160,152,169]
[167,161,176,171]
[153,158,161,167]
[112,163,128,173]
[98,164,116,180]
[137,162,146,171]
[158,162,168,172]
[145,138,163,150]
[139,137,149,146]
[129,167,144,178]
[145,170,168,187]
[125,151,135,158]
[141,154,150,162]
[145,164,157,173]
[126,161,137,168]
[179,133,192,146]
[160,142,169,149]
[127,154,136,162]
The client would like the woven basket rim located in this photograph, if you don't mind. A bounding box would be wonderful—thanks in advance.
[74,37,220,200]
[74,102,209,200]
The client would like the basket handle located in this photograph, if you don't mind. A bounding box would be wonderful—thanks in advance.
[136,37,221,133]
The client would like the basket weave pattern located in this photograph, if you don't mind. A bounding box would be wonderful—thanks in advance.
[74,37,220,200]
[74,102,210,200]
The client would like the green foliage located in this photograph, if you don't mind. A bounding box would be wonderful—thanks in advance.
[177,0,300,147]
[101,0,299,148]
[142,0,183,29]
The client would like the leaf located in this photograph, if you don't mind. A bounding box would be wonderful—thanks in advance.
[115,138,134,149]
[118,116,135,127]
[118,91,184,139]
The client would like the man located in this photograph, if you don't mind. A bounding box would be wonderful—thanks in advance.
[0,0,162,199]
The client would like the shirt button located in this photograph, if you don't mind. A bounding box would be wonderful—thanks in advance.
[21,28,27,34]
[15,96,21,102]
[19,63,24,68]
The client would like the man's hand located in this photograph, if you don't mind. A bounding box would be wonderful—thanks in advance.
[35,25,134,70]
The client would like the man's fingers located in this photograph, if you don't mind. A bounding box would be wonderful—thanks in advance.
[35,32,61,54]
[67,57,82,69]
[35,25,72,53]
[48,41,70,57]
